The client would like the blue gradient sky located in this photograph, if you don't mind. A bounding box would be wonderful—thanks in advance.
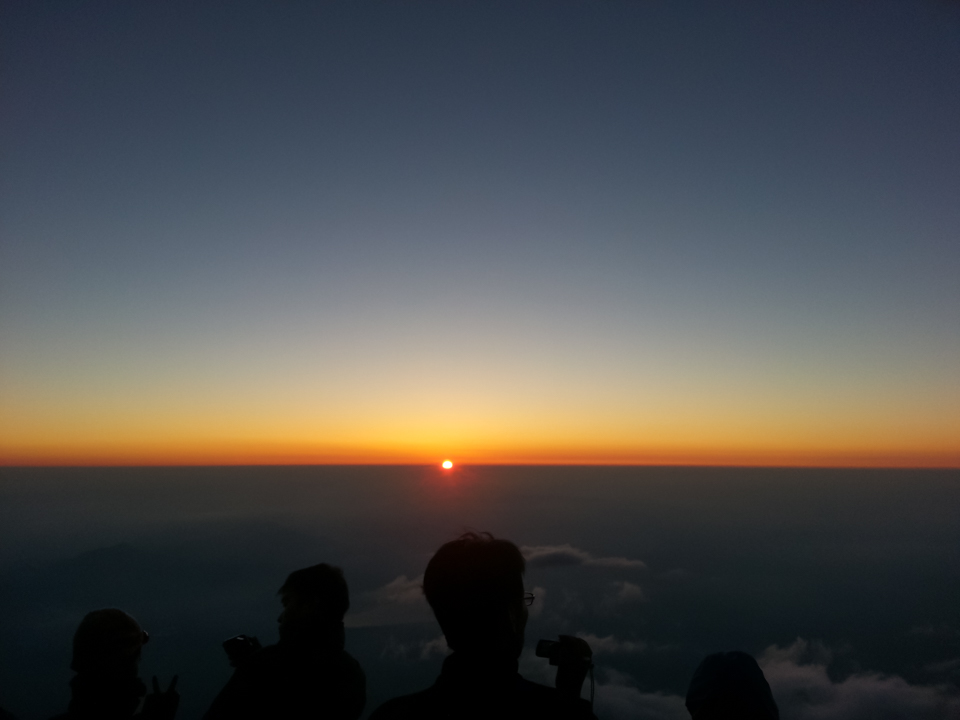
[2,1,958,464]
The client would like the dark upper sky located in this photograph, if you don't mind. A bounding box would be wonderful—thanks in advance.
[1,1,958,465]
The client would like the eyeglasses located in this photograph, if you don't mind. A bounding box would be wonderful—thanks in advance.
[523,592,535,606]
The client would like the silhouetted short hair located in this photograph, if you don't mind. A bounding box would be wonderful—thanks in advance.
[280,564,350,620]
[423,532,525,648]
[686,651,779,720]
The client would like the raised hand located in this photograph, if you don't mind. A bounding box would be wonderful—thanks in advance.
[142,675,180,720]
[553,635,593,699]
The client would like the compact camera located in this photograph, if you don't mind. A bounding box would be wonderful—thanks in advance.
[222,634,262,667]
[536,635,592,669]
[537,635,595,708]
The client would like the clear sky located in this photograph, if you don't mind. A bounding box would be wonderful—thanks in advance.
[1,1,958,466]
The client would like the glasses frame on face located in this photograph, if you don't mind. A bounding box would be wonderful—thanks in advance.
[523,592,535,607]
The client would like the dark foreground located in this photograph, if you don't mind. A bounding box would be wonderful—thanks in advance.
[1,466,958,719]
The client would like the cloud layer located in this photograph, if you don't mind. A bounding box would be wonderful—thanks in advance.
[349,576,960,719]
[594,683,688,720]
[588,639,960,720]
[577,633,647,655]
[382,633,450,661]
[521,544,646,569]
[761,639,960,720]
[345,575,432,628]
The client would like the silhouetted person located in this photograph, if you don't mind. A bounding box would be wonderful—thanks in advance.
[50,608,179,720]
[370,532,596,720]
[204,564,365,720]
[685,651,779,720]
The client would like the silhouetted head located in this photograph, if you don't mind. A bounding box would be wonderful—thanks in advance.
[423,532,528,657]
[278,563,350,642]
[685,651,779,720]
[71,609,148,676]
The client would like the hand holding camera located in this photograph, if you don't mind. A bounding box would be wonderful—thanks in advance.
[222,634,262,667]
[536,635,594,701]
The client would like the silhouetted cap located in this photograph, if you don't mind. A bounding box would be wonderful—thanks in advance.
[280,563,350,620]
[685,651,779,720]
[71,609,148,674]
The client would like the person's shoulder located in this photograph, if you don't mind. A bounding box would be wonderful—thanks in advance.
[368,687,436,720]
[334,649,364,672]
[326,650,365,698]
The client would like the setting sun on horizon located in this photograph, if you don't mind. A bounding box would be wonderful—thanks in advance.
[1,1,958,471]
[3,6,960,720]
[2,364,958,467]
[1,426,957,468]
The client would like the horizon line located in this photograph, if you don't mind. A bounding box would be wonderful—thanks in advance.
[2,461,958,470]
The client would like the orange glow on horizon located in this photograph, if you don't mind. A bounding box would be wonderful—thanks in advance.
[3,389,958,469]
[1,438,957,468]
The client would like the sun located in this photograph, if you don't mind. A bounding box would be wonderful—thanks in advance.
[441,460,453,470]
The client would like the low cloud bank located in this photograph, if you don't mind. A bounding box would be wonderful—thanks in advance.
[591,638,960,720]
[594,683,688,720]
[521,544,646,569]
[382,633,449,661]
[346,574,432,627]
[598,580,646,611]
[577,633,646,655]
[761,639,960,720]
